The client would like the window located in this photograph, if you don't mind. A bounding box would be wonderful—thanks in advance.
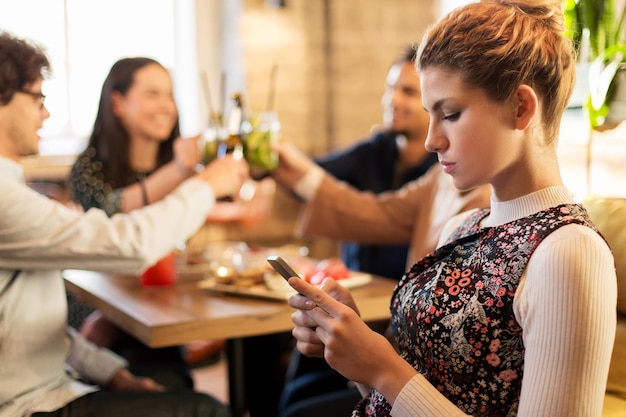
[440,0,475,16]
[0,0,178,153]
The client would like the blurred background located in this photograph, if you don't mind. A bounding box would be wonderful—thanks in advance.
[2,0,624,256]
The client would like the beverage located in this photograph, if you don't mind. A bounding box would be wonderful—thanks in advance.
[199,123,220,165]
[244,111,280,173]
[218,93,249,160]
[213,92,280,177]
[199,114,227,166]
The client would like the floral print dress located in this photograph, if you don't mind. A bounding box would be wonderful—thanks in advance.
[69,147,152,216]
[353,204,598,417]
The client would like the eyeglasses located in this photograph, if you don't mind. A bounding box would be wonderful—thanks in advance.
[20,90,46,108]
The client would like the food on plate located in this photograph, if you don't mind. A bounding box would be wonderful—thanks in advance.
[307,257,350,285]
[264,257,351,289]
[198,242,351,290]
[237,264,267,286]
[202,241,249,284]
[210,263,238,284]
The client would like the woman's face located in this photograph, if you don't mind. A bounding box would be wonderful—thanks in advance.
[421,68,522,195]
[113,63,177,143]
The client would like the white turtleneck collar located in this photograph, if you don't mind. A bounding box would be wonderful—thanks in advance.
[482,185,575,228]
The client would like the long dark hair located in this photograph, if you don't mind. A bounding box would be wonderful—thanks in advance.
[87,57,179,188]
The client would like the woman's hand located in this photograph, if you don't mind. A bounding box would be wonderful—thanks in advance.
[173,135,201,175]
[287,277,416,401]
[288,277,358,358]
[204,177,276,225]
[196,155,249,199]
[108,367,165,392]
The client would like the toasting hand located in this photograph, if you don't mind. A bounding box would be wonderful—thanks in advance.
[270,141,320,190]
[196,154,249,200]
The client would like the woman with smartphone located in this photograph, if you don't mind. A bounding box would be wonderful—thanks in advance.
[286,1,616,416]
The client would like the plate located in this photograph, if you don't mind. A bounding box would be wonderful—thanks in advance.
[263,271,371,292]
[198,272,372,301]
[175,262,213,281]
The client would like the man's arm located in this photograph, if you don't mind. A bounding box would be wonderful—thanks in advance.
[295,165,442,245]
[0,175,214,273]
[66,327,164,391]
[65,327,128,386]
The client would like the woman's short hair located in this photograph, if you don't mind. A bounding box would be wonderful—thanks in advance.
[417,0,575,141]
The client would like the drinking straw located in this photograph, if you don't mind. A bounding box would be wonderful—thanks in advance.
[200,71,215,120]
[220,71,227,123]
[266,63,279,111]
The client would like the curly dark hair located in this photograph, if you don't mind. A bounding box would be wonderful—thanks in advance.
[0,31,50,105]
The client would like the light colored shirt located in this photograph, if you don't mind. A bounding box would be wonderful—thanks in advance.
[391,186,617,417]
[0,156,215,416]
[293,164,324,201]
[294,163,492,271]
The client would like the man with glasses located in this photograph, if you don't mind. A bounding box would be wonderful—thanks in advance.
[0,31,246,417]
[19,90,45,107]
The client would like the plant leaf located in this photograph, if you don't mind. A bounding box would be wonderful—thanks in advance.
[588,45,626,109]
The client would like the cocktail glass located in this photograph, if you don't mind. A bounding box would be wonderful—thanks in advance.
[244,111,280,175]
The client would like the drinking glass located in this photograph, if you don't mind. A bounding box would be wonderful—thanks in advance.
[244,111,280,175]
[203,241,249,284]
[198,120,227,167]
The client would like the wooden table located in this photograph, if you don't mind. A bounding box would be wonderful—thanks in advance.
[63,269,396,416]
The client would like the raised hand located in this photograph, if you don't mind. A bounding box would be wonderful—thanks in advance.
[271,141,319,190]
[195,154,249,200]
[173,135,201,175]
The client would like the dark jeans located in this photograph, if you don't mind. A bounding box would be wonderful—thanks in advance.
[277,319,391,417]
[241,332,295,417]
[280,386,361,417]
[116,339,194,391]
[279,353,360,417]
[31,389,231,417]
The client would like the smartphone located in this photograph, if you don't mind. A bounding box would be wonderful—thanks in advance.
[267,256,322,310]
[267,255,301,281]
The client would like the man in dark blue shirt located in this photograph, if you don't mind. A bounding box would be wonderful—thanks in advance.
[316,46,436,280]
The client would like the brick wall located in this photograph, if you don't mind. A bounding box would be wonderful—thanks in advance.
[240,0,437,155]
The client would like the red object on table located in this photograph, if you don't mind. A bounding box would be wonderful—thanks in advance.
[308,257,351,285]
[140,252,177,286]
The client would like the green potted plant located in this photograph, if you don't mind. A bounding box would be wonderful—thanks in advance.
[564,0,624,61]
[563,0,626,128]
[587,44,626,129]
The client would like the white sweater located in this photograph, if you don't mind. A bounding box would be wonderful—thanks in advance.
[0,156,215,416]
[391,186,617,417]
